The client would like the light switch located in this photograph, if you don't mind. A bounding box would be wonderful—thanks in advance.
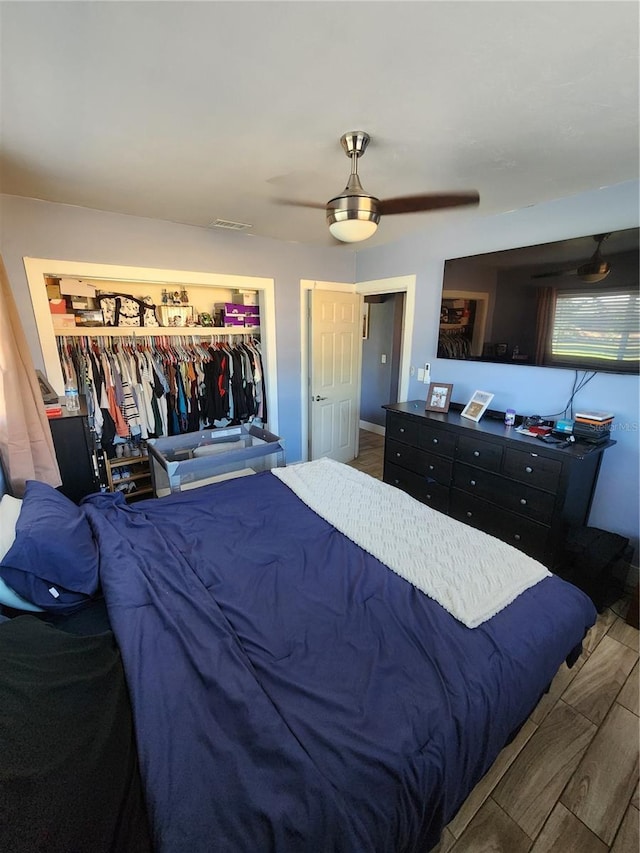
[417,368,425,381]
[381,354,387,364]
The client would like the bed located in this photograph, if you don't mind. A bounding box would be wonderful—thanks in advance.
[0,457,597,853]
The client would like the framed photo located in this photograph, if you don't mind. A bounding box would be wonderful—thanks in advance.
[461,389,495,422]
[425,382,453,413]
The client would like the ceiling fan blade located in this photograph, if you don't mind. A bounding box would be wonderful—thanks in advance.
[378,191,480,216]
[531,269,579,279]
[273,198,327,210]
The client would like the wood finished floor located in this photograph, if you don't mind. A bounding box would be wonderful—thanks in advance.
[348,429,640,853]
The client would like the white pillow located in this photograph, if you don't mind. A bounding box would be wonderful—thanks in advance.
[0,494,22,561]
[0,494,44,611]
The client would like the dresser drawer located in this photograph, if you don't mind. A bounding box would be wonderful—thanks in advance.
[386,440,452,483]
[420,452,453,485]
[450,489,549,561]
[417,424,456,458]
[499,479,556,525]
[386,413,419,446]
[419,481,450,514]
[456,435,503,472]
[385,439,423,473]
[384,463,450,513]
[384,461,425,498]
[453,463,556,524]
[503,448,562,492]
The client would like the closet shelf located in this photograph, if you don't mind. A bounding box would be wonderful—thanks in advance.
[124,485,154,500]
[54,326,259,337]
[113,470,151,484]
[109,456,150,469]
[104,454,152,498]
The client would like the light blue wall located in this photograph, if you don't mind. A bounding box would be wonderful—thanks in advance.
[2,184,638,559]
[356,180,640,561]
[0,194,355,463]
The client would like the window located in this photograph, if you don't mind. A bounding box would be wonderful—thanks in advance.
[550,287,639,372]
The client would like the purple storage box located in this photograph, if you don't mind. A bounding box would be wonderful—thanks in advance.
[224,316,245,327]
[224,303,245,317]
[244,305,260,317]
[245,317,260,328]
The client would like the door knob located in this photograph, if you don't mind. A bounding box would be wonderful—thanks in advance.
[314,395,328,401]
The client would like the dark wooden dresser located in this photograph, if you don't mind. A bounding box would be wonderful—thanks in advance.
[49,398,101,503]
[383,401,615,569]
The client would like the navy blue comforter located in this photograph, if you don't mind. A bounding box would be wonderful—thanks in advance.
[83,472,596,853]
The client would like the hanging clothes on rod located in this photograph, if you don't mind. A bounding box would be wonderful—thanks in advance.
[55,334,267,458]
[437,327,472,359]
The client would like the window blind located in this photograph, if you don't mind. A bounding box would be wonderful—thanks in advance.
[551,288,639,371]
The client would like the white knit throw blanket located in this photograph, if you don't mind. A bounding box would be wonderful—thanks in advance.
[272,458,550,628]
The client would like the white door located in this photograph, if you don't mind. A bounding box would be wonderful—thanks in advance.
[310,289,362,462]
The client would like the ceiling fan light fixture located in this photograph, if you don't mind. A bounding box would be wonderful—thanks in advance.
[326,194,380,243]
[579,269,611,283]
[278,130,480,243]
[578,234,612,282]
[328,214,379,243]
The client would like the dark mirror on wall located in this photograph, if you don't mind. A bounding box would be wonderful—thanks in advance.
[438,228,639,374]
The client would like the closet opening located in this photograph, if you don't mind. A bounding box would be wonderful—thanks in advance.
[24,258,278,499]
[24,257,278,436]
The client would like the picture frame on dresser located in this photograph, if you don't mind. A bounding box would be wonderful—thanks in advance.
[461,390,494,422]
[425,383,453,413]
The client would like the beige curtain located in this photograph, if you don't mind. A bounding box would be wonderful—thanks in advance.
[535,286,556,365]
[0,255,61,495]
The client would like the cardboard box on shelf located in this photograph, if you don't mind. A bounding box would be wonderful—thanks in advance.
[217,303,245,324]
[233,290,259,306]
[46,282,62,300]
[74,310,104,326]
[49,299,69,315]
[52,314,77,330]
[59,279,97,298]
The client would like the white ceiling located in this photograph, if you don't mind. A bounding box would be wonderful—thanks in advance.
[1,1,638,249]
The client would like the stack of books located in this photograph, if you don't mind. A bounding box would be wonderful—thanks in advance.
[573,411,614,443]
[45,402,63,419]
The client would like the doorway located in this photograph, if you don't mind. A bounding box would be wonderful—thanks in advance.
[359,292,405,435]
[301,275,415,461]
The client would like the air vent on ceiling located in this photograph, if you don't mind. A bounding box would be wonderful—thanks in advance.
[209,219,252,231]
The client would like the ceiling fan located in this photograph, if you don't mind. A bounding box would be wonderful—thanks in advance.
[277,131,480,243]
[532,233,612,283]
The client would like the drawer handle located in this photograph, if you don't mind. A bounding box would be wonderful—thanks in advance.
[399,427,405,433]
[432,438,439,444]
[396,452,401,457]
[525,466,533,473]
[426,494,432,500]
[470,480,476,487]
[466,511,473,518]
[473,450,480,457]
[520,498,527,505]
[514,534,521,541]
[393,479,400,485]
[428,464,434,471]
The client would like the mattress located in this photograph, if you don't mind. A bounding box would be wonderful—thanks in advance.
[81,466,596,852]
